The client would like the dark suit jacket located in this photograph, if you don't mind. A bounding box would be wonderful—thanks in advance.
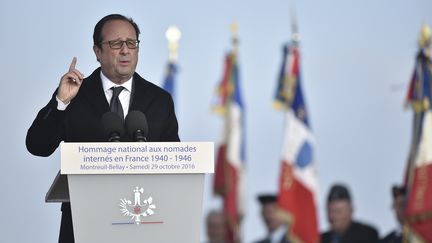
[380,231,402,243]
[26,67,180,243]
[321,221,379,243]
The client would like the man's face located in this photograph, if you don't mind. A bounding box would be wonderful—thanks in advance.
[206,212,226,242]
[327,200,352,233]
[262,202,283,233]
[94,19,138,84]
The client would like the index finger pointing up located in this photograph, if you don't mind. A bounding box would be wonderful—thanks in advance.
[69,57,77,72]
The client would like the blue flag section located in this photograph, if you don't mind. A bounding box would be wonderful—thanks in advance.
[162,62,177,101]
[274,44,309,126]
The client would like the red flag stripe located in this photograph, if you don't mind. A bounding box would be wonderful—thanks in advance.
[278,162,319,243]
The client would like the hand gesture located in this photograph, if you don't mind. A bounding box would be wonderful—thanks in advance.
[57,57,85,104]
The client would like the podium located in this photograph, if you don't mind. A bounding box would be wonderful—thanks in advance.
[47,142,214,243]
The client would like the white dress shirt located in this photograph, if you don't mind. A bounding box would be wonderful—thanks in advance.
[269,225,288,243]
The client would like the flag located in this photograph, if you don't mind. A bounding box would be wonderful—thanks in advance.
[162,62,177,101]
[275,42,319,243]
[403,24,432,243]
[213,50,245,243]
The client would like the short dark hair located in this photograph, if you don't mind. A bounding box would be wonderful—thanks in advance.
[327,184,351,203]
[257,194,278,205]
[93,14,140,48]
[392,185,406,199]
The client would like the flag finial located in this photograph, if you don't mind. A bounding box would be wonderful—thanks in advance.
[230,22,239,53]
[165,25,182,62]
[290,6,300,43]
[418,24,431,49]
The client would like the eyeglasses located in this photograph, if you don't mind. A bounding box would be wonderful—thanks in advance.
[101,39,140,49]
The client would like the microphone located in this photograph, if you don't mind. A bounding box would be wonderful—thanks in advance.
[125,110,148,142]
[101,112,125,142]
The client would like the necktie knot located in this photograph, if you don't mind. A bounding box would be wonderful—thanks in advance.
[111,86,124,98]
[110,86,125,121]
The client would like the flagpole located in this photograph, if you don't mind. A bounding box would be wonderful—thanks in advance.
[224,22,239,146]
[230,22,239,55]
[405,24,431,197]
[229,21,241,243]
[162,26,181,105]
[403,23,432,243]
[290,6,300,44]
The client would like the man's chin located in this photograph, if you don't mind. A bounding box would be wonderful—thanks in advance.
[116,70,134,78]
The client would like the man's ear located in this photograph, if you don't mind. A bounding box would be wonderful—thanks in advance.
[93,45,101,62]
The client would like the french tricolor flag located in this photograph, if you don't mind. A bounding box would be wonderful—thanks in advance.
[213,51,246,243]
[403,37,432,242]
[274,43,319,243]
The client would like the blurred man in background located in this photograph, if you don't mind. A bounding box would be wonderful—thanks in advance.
[380,185,405,243]
[254,194,290,243]
[321,184,379,243]
[206,210,227,243]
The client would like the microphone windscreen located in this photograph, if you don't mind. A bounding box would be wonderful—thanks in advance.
[101,112,124,140]
[125,110,148,139]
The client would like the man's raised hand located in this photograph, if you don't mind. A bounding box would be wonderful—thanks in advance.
[57,57,85,104]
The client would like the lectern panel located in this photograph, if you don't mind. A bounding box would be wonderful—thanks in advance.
[68,174,204,243]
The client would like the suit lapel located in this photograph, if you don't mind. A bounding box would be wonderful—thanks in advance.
[82,68,110,117]
[129,73,154,113]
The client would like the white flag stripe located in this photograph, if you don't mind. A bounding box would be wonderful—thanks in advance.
[282,111,315,163]
[416,110,432,166]
[282,110,319,202]
[227,103,243,169]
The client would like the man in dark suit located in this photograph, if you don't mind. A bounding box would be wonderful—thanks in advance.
[26,14,179,243]
[254,194,290,243]
[380,186,405,243]
[321,184,379,243]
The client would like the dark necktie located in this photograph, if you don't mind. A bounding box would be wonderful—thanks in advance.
[110,86,124,121]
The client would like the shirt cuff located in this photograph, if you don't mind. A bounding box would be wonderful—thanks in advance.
[55,96,70,110]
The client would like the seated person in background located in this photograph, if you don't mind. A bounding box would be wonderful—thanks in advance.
[206,209,227,243]
[321,184,379,243]
[380,185,406,243]
[254,194,290,243]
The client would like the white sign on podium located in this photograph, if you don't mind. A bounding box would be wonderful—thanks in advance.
[55,142,214,243]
